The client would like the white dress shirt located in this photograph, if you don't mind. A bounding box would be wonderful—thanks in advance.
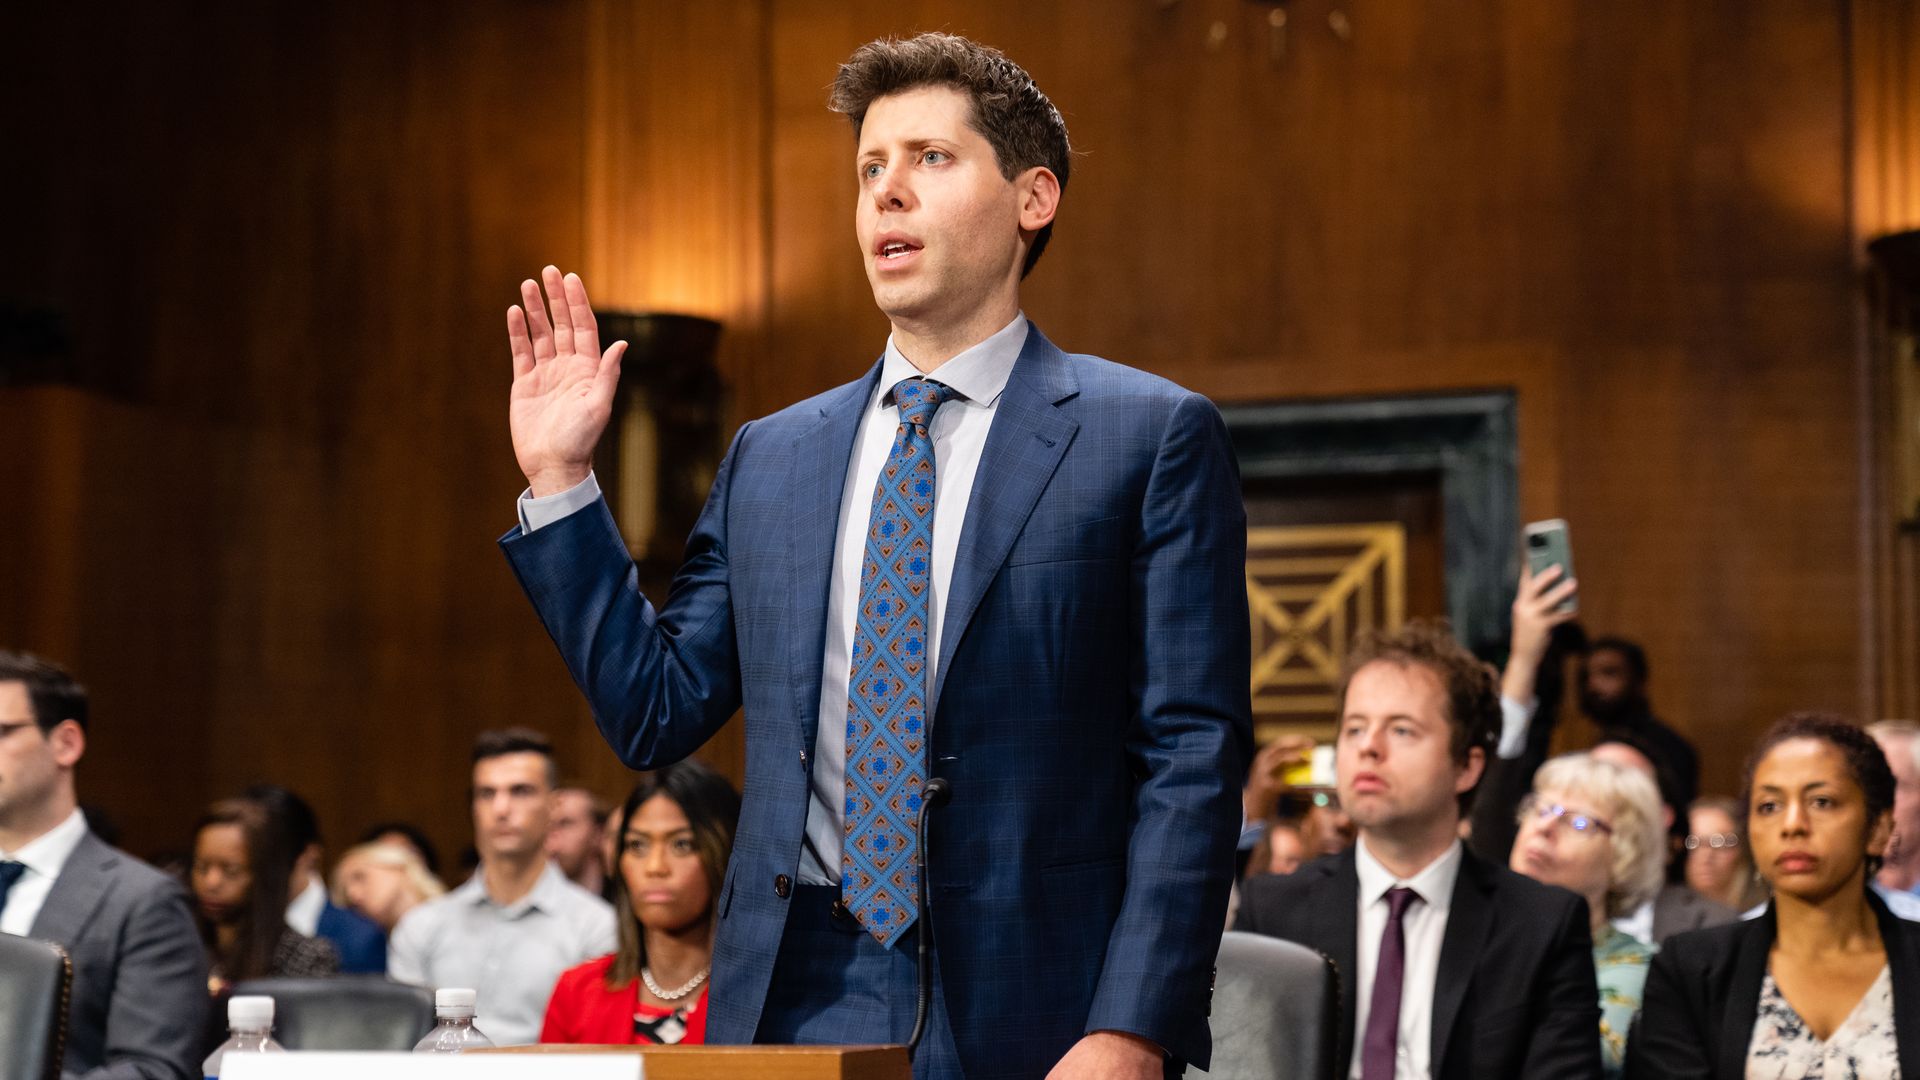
[517,313,1029,886]
[0,807,89,936]
[1349,835,1465,1080]
[286,876,327,937]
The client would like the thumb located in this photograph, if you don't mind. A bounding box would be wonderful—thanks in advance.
[595,340,627,396]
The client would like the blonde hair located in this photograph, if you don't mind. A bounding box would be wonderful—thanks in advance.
[1532,752,1666,918]
[329,841,447,910]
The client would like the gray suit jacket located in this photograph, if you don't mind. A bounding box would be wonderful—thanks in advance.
[1651,882,1737,945]
[30,830,209,1080]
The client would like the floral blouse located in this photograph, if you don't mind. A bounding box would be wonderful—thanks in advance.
[1747,965,1899,1080]
[1594,925,1654,1078]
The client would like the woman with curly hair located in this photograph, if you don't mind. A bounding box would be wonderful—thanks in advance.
[1626,713,1920,1079]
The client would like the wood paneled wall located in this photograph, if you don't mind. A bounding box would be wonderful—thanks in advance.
[1,0,1885,863]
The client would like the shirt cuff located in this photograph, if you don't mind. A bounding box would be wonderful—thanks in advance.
[517,471,603,534]
[1497,694,1537,760]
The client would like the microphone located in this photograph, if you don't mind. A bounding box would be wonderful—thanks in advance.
[907,776,953,1057]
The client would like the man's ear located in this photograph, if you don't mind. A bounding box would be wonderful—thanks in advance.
[1455,745,1487,796]
[48,718,85,769]
[1016,166,1061,234]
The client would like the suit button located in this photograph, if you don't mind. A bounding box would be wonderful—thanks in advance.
[774,874,792,898]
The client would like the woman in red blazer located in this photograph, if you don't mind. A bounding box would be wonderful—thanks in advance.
[541,761,740,1045]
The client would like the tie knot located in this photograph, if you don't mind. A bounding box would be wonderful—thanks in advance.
[1384,885,1420,920]
[0,860,25,890]
[891,378,954,430]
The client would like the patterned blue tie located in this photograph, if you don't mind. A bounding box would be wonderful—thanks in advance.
[843,376,954,947]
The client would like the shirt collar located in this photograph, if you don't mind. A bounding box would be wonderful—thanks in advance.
[461,860,566,918]
[1,807,88,880]
[286,876,327,935]
[879,312,1028,410]
[1354,834,1463,913]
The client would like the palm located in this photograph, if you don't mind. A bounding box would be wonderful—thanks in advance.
[506,267,627,495]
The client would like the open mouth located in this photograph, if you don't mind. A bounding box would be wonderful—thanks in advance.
[875,238,923,264]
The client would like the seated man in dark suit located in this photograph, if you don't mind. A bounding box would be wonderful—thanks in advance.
[1236,621,1603,1080]
[0,651,208,1080]
[245,783,387,973]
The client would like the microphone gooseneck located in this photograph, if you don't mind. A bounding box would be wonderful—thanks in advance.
[907,777,954,1057]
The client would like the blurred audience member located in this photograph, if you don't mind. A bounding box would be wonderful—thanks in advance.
[357,820,443,882]
[1510,754,1666,1077]
[549,785,612,901]
[1591,732,1736,944]
[388,728,615,1044]
[542,760,741,1045]
[1302,797,1357,858]
[245,783,386,974]
[1628,713,1920,1077]
[0,650,208,1080]
[1580,637,1699,818]
[1238,621,1602,1079]
[1468,565,1585,863]
[1869,720,1920,898]
[331,840,445,933]
[1685,796,1769,914]
[1245,818,1308,879]
[191,797,339,995]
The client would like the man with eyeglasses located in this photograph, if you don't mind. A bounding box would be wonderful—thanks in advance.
[0,650,208,1079]
[1237,621,1602,1080]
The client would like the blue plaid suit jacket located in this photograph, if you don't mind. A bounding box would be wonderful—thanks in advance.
[501,327,1252,1076]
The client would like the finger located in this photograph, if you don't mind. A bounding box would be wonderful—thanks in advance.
[593,340,627,400]
[507,306,535,379]
[543,266,575,358]
[564,272,600,359]
[520,279,555,362]
[1544,578,1578,605]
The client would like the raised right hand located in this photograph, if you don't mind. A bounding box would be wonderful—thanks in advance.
[507,266,628,497]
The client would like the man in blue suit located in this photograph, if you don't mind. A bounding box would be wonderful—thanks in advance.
[499,33,1250,1079]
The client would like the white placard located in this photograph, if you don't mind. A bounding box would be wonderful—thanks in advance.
[221,1051,642,1080]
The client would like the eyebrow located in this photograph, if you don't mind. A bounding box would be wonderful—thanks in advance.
[858,137,952,159]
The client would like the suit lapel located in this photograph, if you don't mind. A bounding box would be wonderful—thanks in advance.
[788,362,884,753]
[1322,851,1362,1073]
[1431,850,1495,1071]
[929,329,1079,714]
[29,830,113,945]
[1877,894,1920,1073]
[1720,905,1774,1079]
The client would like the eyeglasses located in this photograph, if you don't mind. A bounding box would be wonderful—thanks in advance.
[1684,832,1741,851]
[1517,795,1614,838]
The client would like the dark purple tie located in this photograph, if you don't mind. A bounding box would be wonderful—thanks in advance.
[1361,886,1421,1080]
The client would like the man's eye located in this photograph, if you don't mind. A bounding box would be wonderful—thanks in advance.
[862,162,883,179]
[923,150,947,165]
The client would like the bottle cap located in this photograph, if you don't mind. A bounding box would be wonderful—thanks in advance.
[436,988,478,1015]
[228,995,275,1027]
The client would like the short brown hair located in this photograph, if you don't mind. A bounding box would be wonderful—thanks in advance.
[829,32,1071,278]
[0,650,88,734]
[1337,620,1501,811]
[471,727,558,789]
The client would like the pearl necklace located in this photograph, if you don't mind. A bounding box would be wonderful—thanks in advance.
[642,964,711,1002]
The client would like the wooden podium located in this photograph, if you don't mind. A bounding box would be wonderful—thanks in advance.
[478,1044,910,1080]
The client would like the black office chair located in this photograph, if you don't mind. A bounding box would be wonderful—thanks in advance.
[1187,930,1341,1080]
[229,976,435,1050]
[0,933,72,1080]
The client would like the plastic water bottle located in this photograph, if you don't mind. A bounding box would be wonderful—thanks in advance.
[413,988,496,1053]
[202,995,284,1078]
